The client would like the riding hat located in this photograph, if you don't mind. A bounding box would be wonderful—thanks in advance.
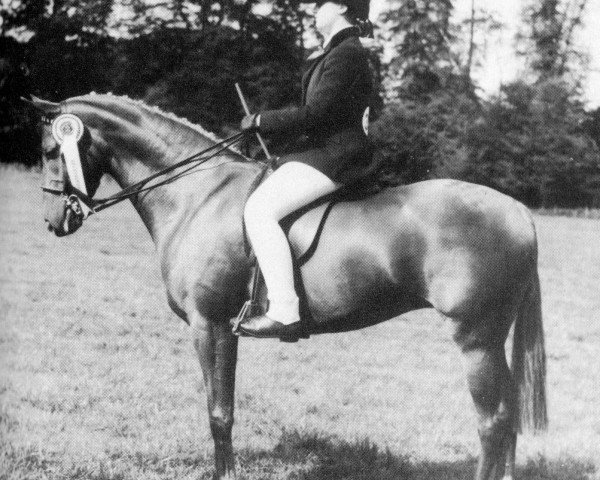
[301,0,370,21]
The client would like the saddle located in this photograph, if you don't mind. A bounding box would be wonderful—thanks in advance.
[239,172,386,342]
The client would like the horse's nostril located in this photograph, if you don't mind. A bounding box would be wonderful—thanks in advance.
[47,224,53,232]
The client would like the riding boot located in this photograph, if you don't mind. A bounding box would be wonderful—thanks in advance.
[237,298,301,339]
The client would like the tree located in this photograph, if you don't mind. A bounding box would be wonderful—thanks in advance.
[463,79,600,207]
[378,0,455,100]
[0,36,39,165]
[107,0,307,133]
[370,75,480,184]
[108,19,304,133]
[518,0,589,83]
[1,0,114,39]
[1,0,117,100]
[455,1,503,88]
[371,0,481,183]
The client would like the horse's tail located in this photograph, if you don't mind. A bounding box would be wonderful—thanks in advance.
[512,266,548,433]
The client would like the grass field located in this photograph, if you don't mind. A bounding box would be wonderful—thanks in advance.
[1,166,599,480]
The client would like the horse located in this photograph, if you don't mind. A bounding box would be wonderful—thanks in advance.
[28,93,547,480]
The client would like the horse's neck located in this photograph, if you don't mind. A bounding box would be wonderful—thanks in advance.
[111,142,260,246]
[148,162,258,238]
[78,99,261,245]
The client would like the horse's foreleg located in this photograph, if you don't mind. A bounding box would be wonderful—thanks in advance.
[503,432,517,480]
[461,345,516,480]
[191,311,238,480]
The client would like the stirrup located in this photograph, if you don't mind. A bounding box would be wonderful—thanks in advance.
[231,300,264,335]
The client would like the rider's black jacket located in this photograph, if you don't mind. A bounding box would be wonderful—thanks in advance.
[258,27,374,184]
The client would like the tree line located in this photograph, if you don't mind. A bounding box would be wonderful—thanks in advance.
[1,0,599,207]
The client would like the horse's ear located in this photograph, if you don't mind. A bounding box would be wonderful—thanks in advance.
[20,96,61,119]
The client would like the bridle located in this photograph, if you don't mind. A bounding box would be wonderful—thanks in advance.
[43,113,246,223]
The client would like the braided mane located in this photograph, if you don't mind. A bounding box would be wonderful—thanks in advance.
[69,92,240,153]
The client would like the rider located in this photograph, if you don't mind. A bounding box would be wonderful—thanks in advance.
[237,0,375,338]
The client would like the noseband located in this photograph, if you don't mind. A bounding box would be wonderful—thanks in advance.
[42,112,246,225]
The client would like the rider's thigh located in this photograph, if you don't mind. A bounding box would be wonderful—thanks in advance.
[248,161,341,220]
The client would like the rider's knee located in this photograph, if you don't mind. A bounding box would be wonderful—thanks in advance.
[244,192,276,225]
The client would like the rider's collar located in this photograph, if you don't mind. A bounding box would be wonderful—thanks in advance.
[323,26,359,52]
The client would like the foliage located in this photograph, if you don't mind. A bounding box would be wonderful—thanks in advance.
[370,81,479,184]
[463,79,600,207]
[108,22,303,132]
[1,0,114,41]
[582,106,600,147]
[0,0,598,207]
[453,4,504,83]
[370,0,598,207]
[378,0,455,100]
[372,0,479,185]
[0,37,39,165]
[0,0,116,164]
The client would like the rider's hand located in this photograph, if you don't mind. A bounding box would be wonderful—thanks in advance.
[240,113,259,133]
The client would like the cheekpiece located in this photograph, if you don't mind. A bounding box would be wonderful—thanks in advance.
[51,114,84,144]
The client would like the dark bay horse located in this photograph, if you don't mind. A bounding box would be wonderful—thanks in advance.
[31,94,547,480]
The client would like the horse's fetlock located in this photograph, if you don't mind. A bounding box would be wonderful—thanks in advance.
[210,413,233,439]
[478,415,510,448]
[495,408,513,427]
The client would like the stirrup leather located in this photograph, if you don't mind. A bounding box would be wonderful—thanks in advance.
[232,299,264,334]
[232,261,265,335]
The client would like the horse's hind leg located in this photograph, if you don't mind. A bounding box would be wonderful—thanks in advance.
[190,311,238,480]
[461,342,516,480]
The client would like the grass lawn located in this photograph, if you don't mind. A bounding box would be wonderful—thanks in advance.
[1,167,599,479]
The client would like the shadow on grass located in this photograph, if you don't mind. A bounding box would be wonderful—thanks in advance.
[239,430,596,480]
[1,432,595,480]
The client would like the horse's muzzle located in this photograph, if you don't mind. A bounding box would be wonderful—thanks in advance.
[43,192,82,236]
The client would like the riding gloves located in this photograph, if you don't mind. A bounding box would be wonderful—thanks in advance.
[241,113,260,133]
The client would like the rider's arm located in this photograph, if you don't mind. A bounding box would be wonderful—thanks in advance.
[258,44,368,135]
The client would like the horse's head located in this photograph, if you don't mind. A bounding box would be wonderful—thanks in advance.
[24,93,246,237]
[24,96,104,236]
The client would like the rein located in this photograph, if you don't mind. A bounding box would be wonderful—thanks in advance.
[90,132,244,212]
[45,111,245,218]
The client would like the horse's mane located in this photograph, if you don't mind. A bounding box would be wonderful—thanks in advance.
[70,92,241,153]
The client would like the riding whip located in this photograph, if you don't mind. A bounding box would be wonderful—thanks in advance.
[235,83,272,160]
[232,83,269,333]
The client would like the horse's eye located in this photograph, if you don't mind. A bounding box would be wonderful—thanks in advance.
[45,145,60,158]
